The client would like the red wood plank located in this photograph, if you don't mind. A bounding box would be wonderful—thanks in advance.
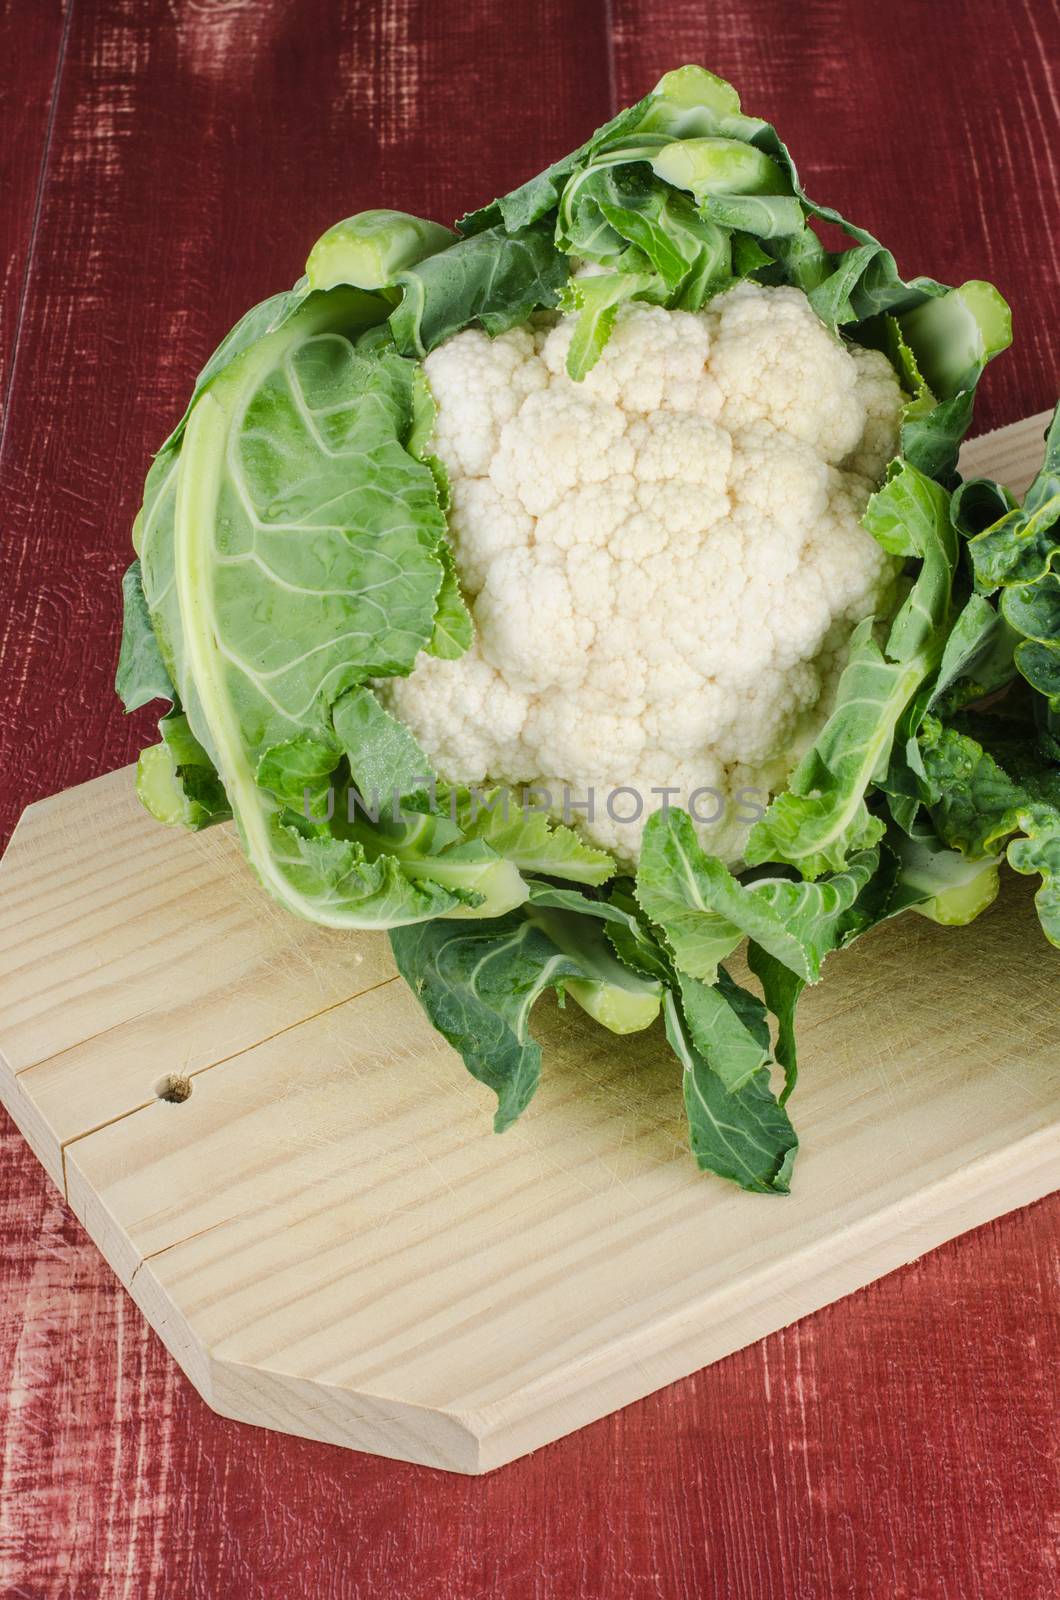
[1,3,1058,1598]
[0,1,69,407]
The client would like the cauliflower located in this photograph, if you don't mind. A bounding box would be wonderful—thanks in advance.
[381,283,904,865]
[122,62,1020,1195]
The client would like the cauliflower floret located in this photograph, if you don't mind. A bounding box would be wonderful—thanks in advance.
[424,326,548,479]
[709,282,868,465]
[727,426,829,526]
[524,700,648,791]
[641,677,731,760]
[489,389,633,515]
[846,344,905,479]
[542,301,721,416]
[534,476,639,553]
[445,477,532,595]
[811,468,899,621]
[379,286,905,866]
[628,412,732,535]
[384,645,529,784]
[475,547,595,693]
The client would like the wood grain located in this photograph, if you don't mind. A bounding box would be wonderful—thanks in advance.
[0,0,1057,1593]
[0,779,397,1183]
[0,745,1058,1477]
[0,0,69,407]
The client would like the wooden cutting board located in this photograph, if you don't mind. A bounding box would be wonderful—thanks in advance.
[1,412,1057,1476]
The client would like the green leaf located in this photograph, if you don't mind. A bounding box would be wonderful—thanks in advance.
[1006,575,1060,708]
[389,219,569,358]
[558,268,663,379]
[916,715,1060,947]
[676,968,771,1091]
[427,540,474,660]
[931,593,1016,713]
[968,493,1060,591]
[663,992,797,1194]
[901,392,975,484]
[648,65,743,125]
[897,281,1012,401]
[116,560,175,712]
[281,825,479,929]
[918,715,1031,857]
[390,886,661,1132]
[331,686,436,814]
[601,882,678,984]
[748,460,959,877]
[458,95,659,235]
[137,287,462,928]
[700,192,806,237]
[256,733,341,815]
[730,231,773,275]
[877,591,1017,837]
[1007,807,1060,945]
[746,945,805,1103]
[326,802,530,921]
[155,283,393,455]
[601,187,731,302]
[960,403,1060,713]
[305,210,456,292]
[450,790,615,886]
[637,808,877,983]
[523,884,662,1033]
[136,711,230,830]
[862,462,957,661]
[651,135,791,202]
[746,622,920,877]
[557,156,732,301]
[889,822,1001,927]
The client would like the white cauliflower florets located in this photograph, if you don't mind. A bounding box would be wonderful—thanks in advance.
[381,285,904,865]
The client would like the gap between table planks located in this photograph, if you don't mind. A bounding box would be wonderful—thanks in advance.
[0,409,1056,1475]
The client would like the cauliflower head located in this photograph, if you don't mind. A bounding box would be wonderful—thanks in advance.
[381,282,904,864]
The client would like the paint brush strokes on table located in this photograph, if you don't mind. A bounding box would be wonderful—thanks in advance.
[0,0,1057,1594]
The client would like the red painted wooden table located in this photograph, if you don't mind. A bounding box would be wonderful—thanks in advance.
[1,2,1058,1594]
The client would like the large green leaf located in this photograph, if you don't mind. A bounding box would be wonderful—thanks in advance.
[862,463,957,660]
[663,991,797,1195]
[136,287,489,927]
[390,883,662,1131]
[917,715,1060,946]
[745,622,922,877]
[747,461,959,878]
[388,219,569,358]
[957,403,1060,714]
[636,808,877,983]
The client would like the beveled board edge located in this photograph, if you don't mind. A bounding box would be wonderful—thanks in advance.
[49,1076,1060,1474]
